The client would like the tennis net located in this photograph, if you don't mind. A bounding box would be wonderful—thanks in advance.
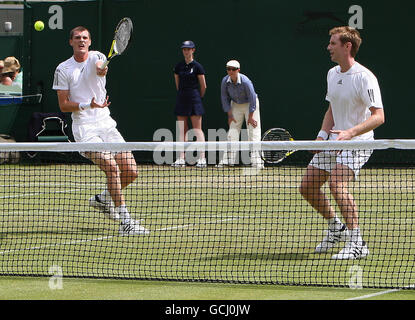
[0,140,414,289]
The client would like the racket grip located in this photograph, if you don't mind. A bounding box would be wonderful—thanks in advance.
[101,60,110,69]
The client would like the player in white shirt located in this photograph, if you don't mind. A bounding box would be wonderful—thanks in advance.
[53,26,149,235]
[299,26,385,259]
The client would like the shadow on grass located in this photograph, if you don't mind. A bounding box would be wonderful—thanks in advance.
[200,252,312,261]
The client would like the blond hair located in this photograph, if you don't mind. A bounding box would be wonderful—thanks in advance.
[329,26,362,58]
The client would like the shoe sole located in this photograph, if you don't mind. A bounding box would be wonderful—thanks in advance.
[90,199,119,220]
[119,230,150,236]
[332,248,369,260]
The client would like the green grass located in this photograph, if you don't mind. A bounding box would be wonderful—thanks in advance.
[1,277,415,300]
[0,163,414,297]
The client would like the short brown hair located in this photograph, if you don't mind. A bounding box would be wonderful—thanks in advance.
[69,26,91,40]
[329,26,362,58]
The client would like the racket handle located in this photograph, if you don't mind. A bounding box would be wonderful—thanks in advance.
[101,60,110,69]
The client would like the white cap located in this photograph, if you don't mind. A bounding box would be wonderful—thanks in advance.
[226,60,240,69]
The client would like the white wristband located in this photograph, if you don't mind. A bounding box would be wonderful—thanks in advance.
[317,130,329,140]
[79,102,91,111]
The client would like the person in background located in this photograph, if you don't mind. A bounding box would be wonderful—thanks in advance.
[0,56,20,86]
[172,40,207,168]
[219,60,263,169]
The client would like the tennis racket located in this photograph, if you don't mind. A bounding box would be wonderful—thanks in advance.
[261,128,295,164]
[101,17,133,69]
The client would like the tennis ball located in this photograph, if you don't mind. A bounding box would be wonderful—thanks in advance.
[34,20,44,31]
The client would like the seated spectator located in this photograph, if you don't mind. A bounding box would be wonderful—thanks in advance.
[0,56,21,86]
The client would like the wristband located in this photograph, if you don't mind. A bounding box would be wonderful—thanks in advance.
[317,130,329,140]
[79,102,91,111]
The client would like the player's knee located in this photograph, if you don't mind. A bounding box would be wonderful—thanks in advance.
[127,167,138,182]
[104,163,120,178]
[299,181,312,199]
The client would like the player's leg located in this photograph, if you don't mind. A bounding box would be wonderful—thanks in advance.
[86,151,123,220]
[115,151,138,189]
[299,154,348,253]
[330,151,371,259]
[113,151,149,235]
[190,115,206,167]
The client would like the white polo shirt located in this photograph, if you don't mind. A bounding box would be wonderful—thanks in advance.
[326,62,383,141]
[53,51,110,124]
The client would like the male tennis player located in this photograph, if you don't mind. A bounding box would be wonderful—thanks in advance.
[53,26,149,235]
[299,26,384,259]
[219,60,263,168]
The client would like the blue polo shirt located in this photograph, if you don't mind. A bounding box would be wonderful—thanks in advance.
[220,73,258,113]
[174,60,205,90]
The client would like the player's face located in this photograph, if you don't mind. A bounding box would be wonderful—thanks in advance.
[327,34,349,63]
[70,30,91,55]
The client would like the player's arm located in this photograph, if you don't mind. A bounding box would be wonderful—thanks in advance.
[317,104,334,141]
[57,90,110,112]
[332,107,384,140]
[96,61,108,77]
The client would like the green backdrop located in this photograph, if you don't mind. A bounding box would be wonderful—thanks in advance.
[10,0,412,141]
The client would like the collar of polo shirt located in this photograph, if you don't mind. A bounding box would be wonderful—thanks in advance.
[227,73,241,84]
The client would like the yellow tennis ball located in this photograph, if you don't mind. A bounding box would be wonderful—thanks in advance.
[34,20,44,31]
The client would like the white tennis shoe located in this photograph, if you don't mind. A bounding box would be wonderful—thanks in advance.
[215,159,235,168]
[171,158,186,167]
[196,158,207,168]
[89,194,119,220]
[332,241,369,260]
[119,220,150,236]
[315,226,348,253]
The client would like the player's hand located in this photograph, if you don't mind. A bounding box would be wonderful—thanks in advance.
[96,63,108,77]
[310,137,325,154]
[331,129,353,141]
[90,96,111,109]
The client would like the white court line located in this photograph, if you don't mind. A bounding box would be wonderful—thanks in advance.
[0,217,239,255]
[346,284,415,300]
[346,289,401,300]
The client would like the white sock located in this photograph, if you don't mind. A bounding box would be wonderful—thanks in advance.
[328,217,345,232]
[350,228,363,245]
[100,189,111,204]
[117,205,131,225]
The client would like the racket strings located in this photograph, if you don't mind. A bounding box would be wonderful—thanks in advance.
[114,20,132,54]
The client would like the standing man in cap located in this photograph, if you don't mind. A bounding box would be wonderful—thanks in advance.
[172,40,207,167]
[219,60,263,168]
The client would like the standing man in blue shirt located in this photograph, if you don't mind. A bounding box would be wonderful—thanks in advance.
[219,60,263,168]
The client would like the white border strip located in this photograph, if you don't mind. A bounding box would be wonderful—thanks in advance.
[2,139,415,152]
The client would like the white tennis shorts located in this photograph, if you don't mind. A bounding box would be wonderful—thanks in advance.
[309,149,372,178]
[72,117,125,143]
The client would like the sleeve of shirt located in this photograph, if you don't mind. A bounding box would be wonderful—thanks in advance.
[195,62,206,75]
[90,51,106,65]
[174,63,180,74]
[52,65,69,91]
[220,77,231,112]
[360,72,383,109]
[325,69,332,103]
[244,77,257,113]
